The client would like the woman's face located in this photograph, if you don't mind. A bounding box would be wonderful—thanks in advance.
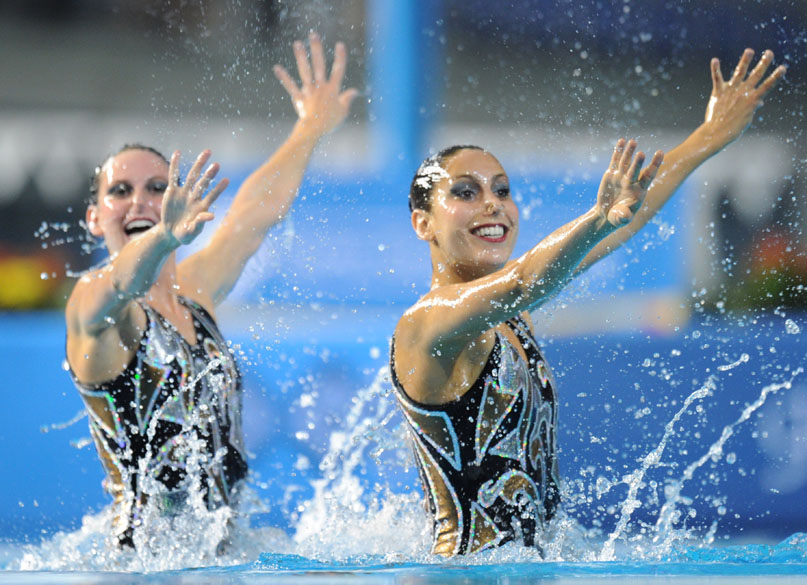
[87,149,169,255]
[418,149,518,278]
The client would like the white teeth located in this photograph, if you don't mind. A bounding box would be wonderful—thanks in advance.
[474,225,505,238]
[124,219,156,234]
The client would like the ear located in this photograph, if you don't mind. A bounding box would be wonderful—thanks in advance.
[411,208,434,242]
[86,204,103,238]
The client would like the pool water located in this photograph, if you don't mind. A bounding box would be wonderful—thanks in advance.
[3,314,807,582]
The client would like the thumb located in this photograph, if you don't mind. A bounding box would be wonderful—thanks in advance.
[607,203,633,227]
[339,88,359,110]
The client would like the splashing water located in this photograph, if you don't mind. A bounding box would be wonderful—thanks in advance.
[7,347,806,572]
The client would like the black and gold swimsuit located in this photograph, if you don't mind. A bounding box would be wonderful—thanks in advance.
[69,297,248,546]
[391,315,560,556]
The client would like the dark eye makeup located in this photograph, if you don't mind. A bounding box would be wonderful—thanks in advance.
[148,180,168,193]
[493,182,511,198]
[450,181,480,199]
[107,182,132,197]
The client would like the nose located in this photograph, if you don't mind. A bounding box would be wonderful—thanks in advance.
[484,192,503,215]
[130,186,155,209]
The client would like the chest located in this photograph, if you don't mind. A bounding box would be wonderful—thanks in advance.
[445,325,531,398]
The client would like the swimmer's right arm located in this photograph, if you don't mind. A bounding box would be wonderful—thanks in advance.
[398,141,663,364]
[68,151,227,337]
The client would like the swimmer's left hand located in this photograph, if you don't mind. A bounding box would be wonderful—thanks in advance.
[701,48,787,146]
[596,138,665,229]
[273,32,359,138]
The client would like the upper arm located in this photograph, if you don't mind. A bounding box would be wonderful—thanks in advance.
[178,238,246,306]
[65,274,143,383]
[67,268,137,338]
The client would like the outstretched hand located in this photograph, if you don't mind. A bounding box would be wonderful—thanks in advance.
[273,32,359,138]
[703,48,786,146]
[596,139,664,228]
[161,150,229,246]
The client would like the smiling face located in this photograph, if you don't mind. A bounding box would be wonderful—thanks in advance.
[87,148,169,255]
[412,148,518,281]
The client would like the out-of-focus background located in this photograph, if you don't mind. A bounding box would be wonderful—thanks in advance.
[1,0,806,544]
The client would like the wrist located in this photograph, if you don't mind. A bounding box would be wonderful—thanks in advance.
[585,206,617,239]
[291,119,327,145]
[153,223,182,251]
[689,122,732,157]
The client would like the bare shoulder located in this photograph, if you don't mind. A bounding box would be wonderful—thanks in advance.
[393,300,499,406]
[65,271,144,385]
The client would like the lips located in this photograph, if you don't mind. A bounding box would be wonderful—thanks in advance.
[470,223,508,242]
[124,218,156,236]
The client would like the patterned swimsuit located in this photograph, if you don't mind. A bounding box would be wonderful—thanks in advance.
[391,315,560,556]
[70,297,248,546]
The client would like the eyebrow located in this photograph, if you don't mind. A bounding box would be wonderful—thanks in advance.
[452,173,508,182]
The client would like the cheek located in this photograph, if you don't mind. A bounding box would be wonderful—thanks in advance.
[100,196,122,213]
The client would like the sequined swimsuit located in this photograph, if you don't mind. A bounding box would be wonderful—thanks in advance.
[70,297,248,546]
[390,315,560,556]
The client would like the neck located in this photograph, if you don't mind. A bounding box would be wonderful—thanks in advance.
[429,251,503,289]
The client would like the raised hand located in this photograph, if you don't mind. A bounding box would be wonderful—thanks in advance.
[161,150,229,246]
[273,32,359,138]
[597,139,664,228]
[703,48,787,146]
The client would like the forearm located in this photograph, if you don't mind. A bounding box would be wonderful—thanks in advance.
[106,225,179,298]
[638,125,721,224]
[221,121,323,247]
[515,207,613,309]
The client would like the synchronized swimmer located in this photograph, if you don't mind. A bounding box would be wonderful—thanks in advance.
[65,33,357,548]
[64,41,785,555]
[390,49,784,556]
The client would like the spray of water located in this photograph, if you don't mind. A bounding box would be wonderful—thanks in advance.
[9,344,804,571]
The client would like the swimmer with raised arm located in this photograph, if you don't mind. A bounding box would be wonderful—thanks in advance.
[65,33,357,548]
[390,50,785,556]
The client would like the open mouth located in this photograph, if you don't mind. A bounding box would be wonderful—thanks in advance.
[471,224,508,242]
[124,219,156,237]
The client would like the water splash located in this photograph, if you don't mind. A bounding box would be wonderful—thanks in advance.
[292,366,432,561]
[9,350,804,571]
[599,376,717,561]
[651,369,803,554]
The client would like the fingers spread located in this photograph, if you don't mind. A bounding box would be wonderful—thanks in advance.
[610,138,626,170]
[710,58,725,89]
[639,150,664,189]
[293,40,313,87]
[201,177,229,211]
[195,162,220,198]
[731,48,754,83]
[626,150,646,183]
[309,32,327,84]
[758,64,787,95]
[186,150,211,188]
[619,139,637,174]
[274,65,301,100]
[746,49,774,86]
[330,41,348,86]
